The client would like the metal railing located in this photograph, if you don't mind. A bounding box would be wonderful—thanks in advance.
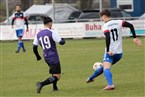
[0,17,144,25]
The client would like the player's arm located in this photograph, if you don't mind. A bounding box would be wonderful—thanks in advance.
[123,21,136,38]
[104,31,113,56]
[104,32,110,52]
[11,14,16,28]
[123,21,142,46]
[33,45,41,61]
[23,12,29,31]
[33,35,41,61]
[11,18,16,26]
[52,30,65,45]
[24,17,29,30]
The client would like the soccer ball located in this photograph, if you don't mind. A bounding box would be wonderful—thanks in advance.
[93,62,103,71]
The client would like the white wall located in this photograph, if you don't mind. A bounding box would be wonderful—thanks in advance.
[0,19,145,40]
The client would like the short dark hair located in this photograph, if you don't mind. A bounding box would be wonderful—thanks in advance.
[16,5,21,7]
[100,9,111,17]
[43,16,53,24]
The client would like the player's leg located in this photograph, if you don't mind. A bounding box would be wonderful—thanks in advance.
[86,65,103,83]
[86,53,111,83]
[86,53,110,83]
[21,39,26,52]
[37,74,59,90]
[36,74,59,93]
[52,74,61,91]
[103,62,115,90]
[16,30,21,53]
[52,81,58,91]
[52,63,61,91]
[36,75,59,93]
[112,53,122,65]
[16,29,25,53]
[102,53,122,90]
[19,29,26,52]
[36,62,61,93]
[102,53,115,90]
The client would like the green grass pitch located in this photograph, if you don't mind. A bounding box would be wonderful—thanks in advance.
[0,38,144,97]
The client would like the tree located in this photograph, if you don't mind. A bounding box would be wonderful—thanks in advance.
[80,0,93,10]
[43,0,51,4]
[87,0,93,9]
[0,2,6,21]
[21,0,30,11]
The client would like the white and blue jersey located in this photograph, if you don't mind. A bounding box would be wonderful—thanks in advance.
[102,20,125,64]
[12,11,28,37]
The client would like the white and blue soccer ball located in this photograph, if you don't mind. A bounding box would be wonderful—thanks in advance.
[93,62,103,71]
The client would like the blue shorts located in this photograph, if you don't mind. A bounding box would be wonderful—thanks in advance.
[103,53,122,65]
[16,29,24,37]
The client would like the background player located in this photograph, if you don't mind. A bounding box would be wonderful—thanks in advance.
[12,5,29,53]
[33,16,65,93]
[86,9,142,90]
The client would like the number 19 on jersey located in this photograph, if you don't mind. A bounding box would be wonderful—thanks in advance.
[39,36,51,50]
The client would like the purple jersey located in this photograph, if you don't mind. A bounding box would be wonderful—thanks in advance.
[33,28,61,64]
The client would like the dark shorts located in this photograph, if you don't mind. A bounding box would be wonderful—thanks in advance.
[45,60,61,74]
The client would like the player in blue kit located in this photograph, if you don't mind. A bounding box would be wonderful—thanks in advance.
[86,9,142,90]
[33,16,65,93]
[12,5,29,53]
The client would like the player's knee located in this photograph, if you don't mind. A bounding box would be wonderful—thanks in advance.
[53,74,61,80]
[103,62,111,70]
[18,37,22,40]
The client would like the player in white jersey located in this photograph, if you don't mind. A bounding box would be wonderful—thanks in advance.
[12,5,29,53]
[86,9,142,90]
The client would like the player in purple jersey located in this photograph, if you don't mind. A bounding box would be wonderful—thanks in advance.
[12,5,29,53]
[86,9,142,90]
[33,16,65,93]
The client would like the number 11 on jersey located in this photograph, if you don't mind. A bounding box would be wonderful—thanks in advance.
[111,28,118,41]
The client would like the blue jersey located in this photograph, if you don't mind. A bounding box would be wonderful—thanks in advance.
[33,28,61,64]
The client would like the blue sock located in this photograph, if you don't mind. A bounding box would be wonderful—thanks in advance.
[89,66,103,80]
[21,41,25,50]
[17,41,21,51]
[104,68,113,85]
